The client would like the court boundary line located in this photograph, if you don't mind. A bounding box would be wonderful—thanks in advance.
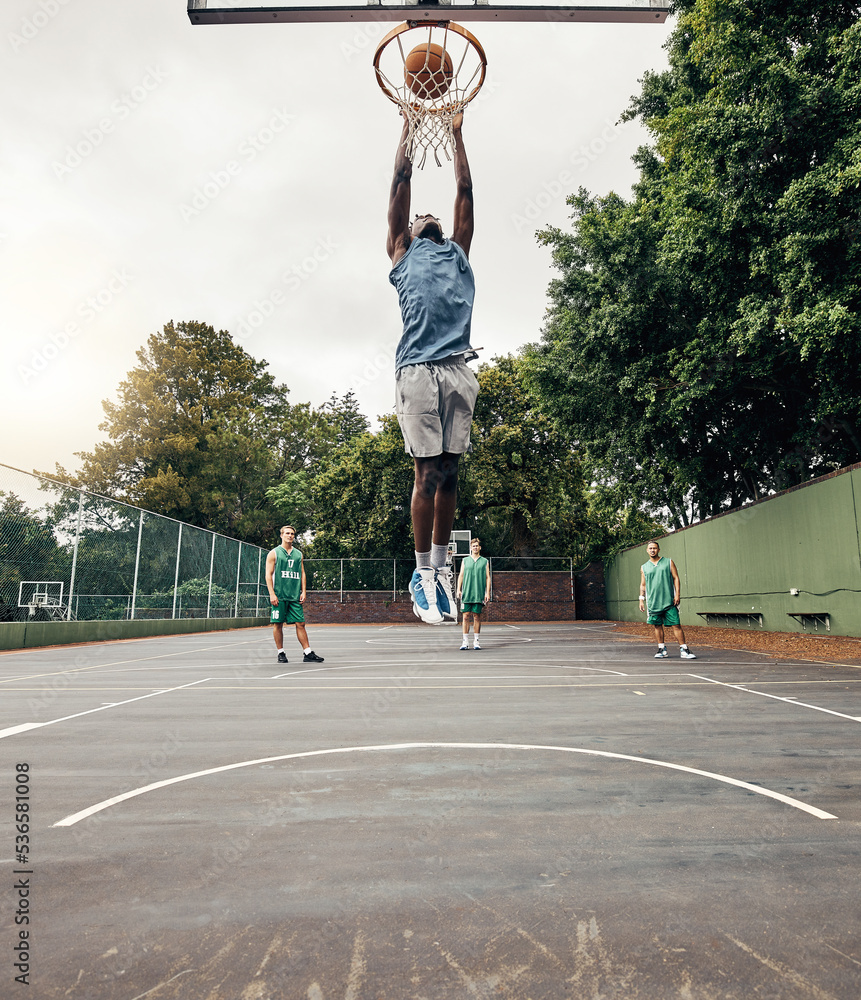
[689,674,861,724]
[0,679,211,740]
[52,741,837,827]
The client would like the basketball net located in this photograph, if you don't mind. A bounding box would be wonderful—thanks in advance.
[374,22,487,168]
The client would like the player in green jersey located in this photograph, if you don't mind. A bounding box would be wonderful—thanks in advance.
[456,537,491,650]
[639,541,696,659]
[265,526,324,664]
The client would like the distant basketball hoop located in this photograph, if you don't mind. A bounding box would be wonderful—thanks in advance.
[374,21,487,168]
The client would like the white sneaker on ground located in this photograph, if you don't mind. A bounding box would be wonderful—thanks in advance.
[459,639,469,650]
[435,566,457,620]
[680,647,697,659]
[473,638,481,650]
[409,567,443,625]
[654,646,668,658]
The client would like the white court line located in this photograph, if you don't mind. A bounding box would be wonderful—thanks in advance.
[0,639,259,685]
[0,679,211,740]
[272,662,629,680]
[53,740,836,827]
[690,674,861,723]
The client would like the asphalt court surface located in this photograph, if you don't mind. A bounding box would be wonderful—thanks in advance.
[2,622,860,998]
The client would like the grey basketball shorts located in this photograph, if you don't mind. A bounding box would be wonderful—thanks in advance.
[395,357,479,458]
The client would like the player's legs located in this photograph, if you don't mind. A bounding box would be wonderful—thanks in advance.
[653,623,665,645]
[272,622,284,650]
[473,611,482,635]
[411,452,459,553]
[295,622,310,649]
[671,624,686,646]
[462,611,473,636]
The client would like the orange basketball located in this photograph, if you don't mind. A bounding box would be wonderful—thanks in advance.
[404,42,454,101]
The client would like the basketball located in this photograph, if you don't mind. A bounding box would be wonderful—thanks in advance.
[404,42,454,101]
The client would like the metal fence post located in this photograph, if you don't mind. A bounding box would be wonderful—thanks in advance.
[340,559,344,603]
[207,533,216,619]
[172,524,183,619]
[393,559,397,601]
[130,510,144,620]
[234,542,242,618]
[66,488,84,621]
[256,549,262,616]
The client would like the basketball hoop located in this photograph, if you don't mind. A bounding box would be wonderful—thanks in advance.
[374,21,487,168]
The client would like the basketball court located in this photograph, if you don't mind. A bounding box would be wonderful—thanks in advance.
[3,622,860,997]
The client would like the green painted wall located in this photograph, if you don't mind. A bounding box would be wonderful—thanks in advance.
[606,465,861,637]
[0,616,269,651]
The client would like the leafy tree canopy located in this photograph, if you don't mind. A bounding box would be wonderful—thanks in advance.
[310,355,661,564]
[527,0,861,527]
[46,321,368,545]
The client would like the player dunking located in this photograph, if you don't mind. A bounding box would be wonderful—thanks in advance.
[387,111,480,625]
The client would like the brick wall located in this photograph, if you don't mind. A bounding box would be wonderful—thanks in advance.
[303,571,577,625]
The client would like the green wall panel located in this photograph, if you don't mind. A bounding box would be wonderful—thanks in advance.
[606,466,861,637]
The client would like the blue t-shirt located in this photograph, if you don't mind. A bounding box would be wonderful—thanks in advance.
[389,237,475,370]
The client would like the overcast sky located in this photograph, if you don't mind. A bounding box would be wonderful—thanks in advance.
[2,0,673,478]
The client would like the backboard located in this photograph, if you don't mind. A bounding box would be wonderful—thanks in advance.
[188,0,670,25]
[18,581,64,610]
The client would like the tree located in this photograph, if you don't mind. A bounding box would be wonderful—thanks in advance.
[310,415,415,560]
[310,355,659,564]
[527,0,861,527]
[46,322,367,546]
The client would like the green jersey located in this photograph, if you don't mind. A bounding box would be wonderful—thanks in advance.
[272,545,303,601]
[460,555,489,604]
[642,556,674,613]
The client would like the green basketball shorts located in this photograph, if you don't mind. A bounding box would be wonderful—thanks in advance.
[647,605,680,627]
[270,599,305,625]
[461,602,485,616]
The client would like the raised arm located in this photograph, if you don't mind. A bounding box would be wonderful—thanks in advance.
[450,112,474,257]
[387,116,413,266]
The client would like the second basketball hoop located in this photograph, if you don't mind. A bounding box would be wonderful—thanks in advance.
[374,22,487,168]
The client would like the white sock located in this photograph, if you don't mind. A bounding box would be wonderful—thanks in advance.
[277,648,285,654]
[415,550,432,569]
[431,544,449,569]
[303,646,311,654]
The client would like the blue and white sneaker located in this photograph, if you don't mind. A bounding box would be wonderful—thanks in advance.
[654,646,668,658]
[435,566,457,621]
[409,568,443,625]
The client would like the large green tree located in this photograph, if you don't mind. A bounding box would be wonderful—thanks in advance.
[48,321,366,545]
[311,355,660,563]
[527,0,861,527]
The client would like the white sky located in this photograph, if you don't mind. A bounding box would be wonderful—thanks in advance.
[1,0,673,476]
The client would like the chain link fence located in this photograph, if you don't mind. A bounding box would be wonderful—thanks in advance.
[1,464,575,623]
[0,463,267,623]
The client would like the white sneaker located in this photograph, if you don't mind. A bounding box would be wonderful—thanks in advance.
[459,639,469,650]
[473,638,481,650]
[654,646,668,658]
[680,647,697,659]
[409,568,443,625]
[435,566,457,620]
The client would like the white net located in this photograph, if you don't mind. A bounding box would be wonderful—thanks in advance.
[375,22,486,168]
